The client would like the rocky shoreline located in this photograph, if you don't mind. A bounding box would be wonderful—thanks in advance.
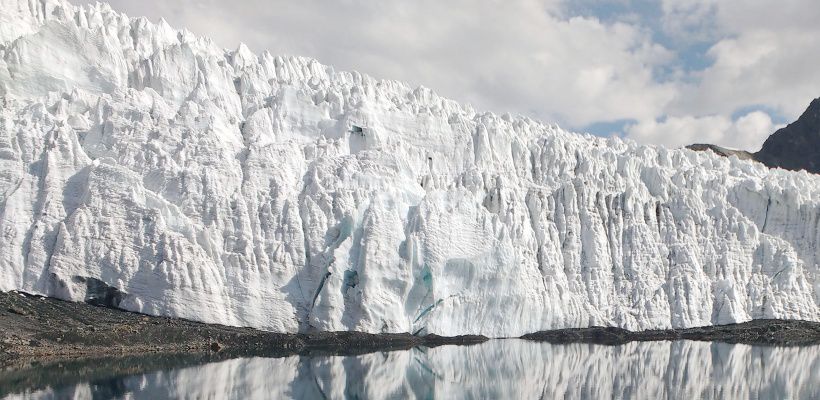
[3,290,819,369]
[521,319,820,346]
[0,291,486,366]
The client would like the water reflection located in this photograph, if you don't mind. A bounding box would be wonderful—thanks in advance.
[5,340,820,399]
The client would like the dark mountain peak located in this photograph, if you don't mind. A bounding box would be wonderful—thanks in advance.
[808,96,820,110]
[754,98,820,174]
[795,97,820,125]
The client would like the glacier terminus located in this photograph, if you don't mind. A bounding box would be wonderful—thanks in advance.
[0,0,819,338]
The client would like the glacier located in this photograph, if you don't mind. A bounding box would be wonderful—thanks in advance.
[0,0,819,337]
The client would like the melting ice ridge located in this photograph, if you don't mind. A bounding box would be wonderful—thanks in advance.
[0,0,819,336]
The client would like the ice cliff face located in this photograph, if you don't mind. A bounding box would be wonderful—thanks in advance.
[1,0,819,337]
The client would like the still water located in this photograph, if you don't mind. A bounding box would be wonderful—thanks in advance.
[3,340,819,399]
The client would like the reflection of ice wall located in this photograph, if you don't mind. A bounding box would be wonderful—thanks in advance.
[13,341,820,399]
[1,0,819,336]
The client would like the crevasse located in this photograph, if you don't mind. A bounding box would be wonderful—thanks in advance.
[0,0,818,337]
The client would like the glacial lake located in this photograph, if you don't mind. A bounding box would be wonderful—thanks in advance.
[2,340,819,399]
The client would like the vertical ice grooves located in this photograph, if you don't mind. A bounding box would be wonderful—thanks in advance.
[0,0,818,336]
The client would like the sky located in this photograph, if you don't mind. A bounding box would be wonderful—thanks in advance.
[73,0,820,151]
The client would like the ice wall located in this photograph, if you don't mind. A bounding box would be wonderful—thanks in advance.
[0,0,819,336]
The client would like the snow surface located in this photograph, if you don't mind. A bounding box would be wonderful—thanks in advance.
[0,0,819,336]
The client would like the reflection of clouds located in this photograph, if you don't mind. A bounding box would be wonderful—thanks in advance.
[11,341,820,399]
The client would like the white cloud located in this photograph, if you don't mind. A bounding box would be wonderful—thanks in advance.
[664,0,820,119]
[675,30,820,120]
[660,0,718,42]
[626,111,780,151]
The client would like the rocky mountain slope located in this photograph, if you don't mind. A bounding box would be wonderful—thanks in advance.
[755,98,820,174]
[688,98,820,175]
[1,0,819,337]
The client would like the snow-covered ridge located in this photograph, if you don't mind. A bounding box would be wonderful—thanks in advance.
[0,0,818,336]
